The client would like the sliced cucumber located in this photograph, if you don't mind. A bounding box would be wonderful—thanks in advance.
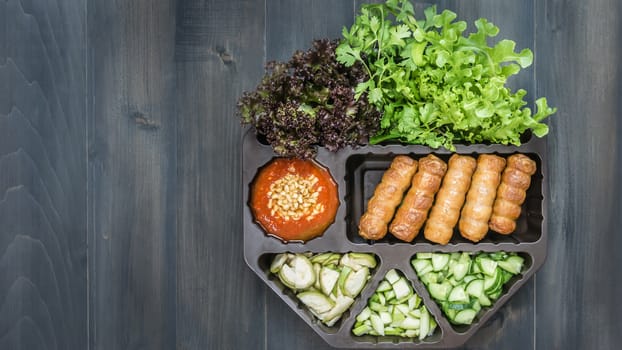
[478,293,492,307]
[404,329,419,338]
[279,263,311,290]
[309,252,333,264]
[313,263,322,290]
[320,266,340,296]
[408,308,421,319]
[471,300,482,313]
[376,280,392,292]
[452,253,472,281]
[408,294,421,310]
[352,323,372,336]
[379,311,392,325]
[411,259,434,276]
[343,267,370,297]
[465,279,485,298]
[445,302,471,311]
[384,327,403,336]
[271,252,375,327]
[416,252,433,259]
[448,285,469,303]
[352,269,436,340]
[453,309,477,325]
[431,253,450,271]
[401,316,421,330]
[477,257,498,277]
[384,289,396,301]
[413,251,524,326]
[418,306,430,340]
[370,314,385,336]
[337,266,352,294]
[497,255,524,274]
[395,303,410,316]
[488,289,503,301]
[322,296,355,327]
[347,253,378,269]
[270,253,288,273]
[428,282,452,301]
[369,301,388,313]
[391,307,406,326]
[392,277,412,300]
[297,291,334,314]
[484,268,502,293]
[356,306,372,323]
[385,269,400,285]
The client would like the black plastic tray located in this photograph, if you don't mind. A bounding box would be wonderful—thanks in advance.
[243,128,547,348]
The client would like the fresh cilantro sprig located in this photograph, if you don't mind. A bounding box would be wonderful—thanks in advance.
[336,0,557,150]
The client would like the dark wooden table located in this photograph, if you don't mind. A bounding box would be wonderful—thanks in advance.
[1,0,621,349]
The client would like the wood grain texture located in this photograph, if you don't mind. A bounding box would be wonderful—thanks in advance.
[87,0,177,349]
[174,1,266,349]
[3,0,622,349]
[536,0,622,349]
[0,0,86,349]
[266,0,354,62]
[262,2,355,349]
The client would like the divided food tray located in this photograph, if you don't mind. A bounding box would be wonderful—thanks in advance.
[242,128,547,348]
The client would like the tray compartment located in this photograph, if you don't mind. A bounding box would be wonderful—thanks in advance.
[345,152,544,245]
[259,252,381,334]
[410,251,534,335]
[350,268,443,346]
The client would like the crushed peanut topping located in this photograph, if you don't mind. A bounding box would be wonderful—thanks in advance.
[267,173,324,221]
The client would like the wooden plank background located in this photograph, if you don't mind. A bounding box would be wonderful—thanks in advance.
[0,0,87,349]
[1,0,621,349]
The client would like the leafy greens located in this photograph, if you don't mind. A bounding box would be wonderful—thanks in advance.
[336,0,557,149]
[237,39,381,158]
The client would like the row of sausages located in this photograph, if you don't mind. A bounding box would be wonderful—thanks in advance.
[358,153,537,244]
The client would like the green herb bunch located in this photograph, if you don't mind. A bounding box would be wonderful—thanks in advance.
[237,39,381,158]
[336,0,556,149]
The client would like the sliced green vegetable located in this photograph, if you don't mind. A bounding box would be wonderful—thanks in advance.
[431,253,450,271]
[411,259,433,276]
[453,309,477,325]
[385,269,401,285]
[322,295,355,327]
[477,257,498,277]
[497,255,524,274]
[357,306,372,323]
[428,282,452,301]
[412,251,524,326]
[377,280,392,293]
[320,267,340,296]
[271,252,374,327]
[270,253,288,273]
[448,286,469,303]
[344,267,370,297]
[465,279,485,298]
[278,255,315,290]
[297,291,335,314]
[352,269,437,340]
[392,277,412,300]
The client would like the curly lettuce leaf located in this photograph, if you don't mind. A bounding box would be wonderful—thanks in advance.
[337,1,557,150]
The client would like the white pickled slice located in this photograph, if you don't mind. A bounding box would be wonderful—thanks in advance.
[322,295,355,327]
[320,266,340,296]
[343,267,370,297]
[270,253,288,273]
[297,291,334,314]
[278,255,315,290]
